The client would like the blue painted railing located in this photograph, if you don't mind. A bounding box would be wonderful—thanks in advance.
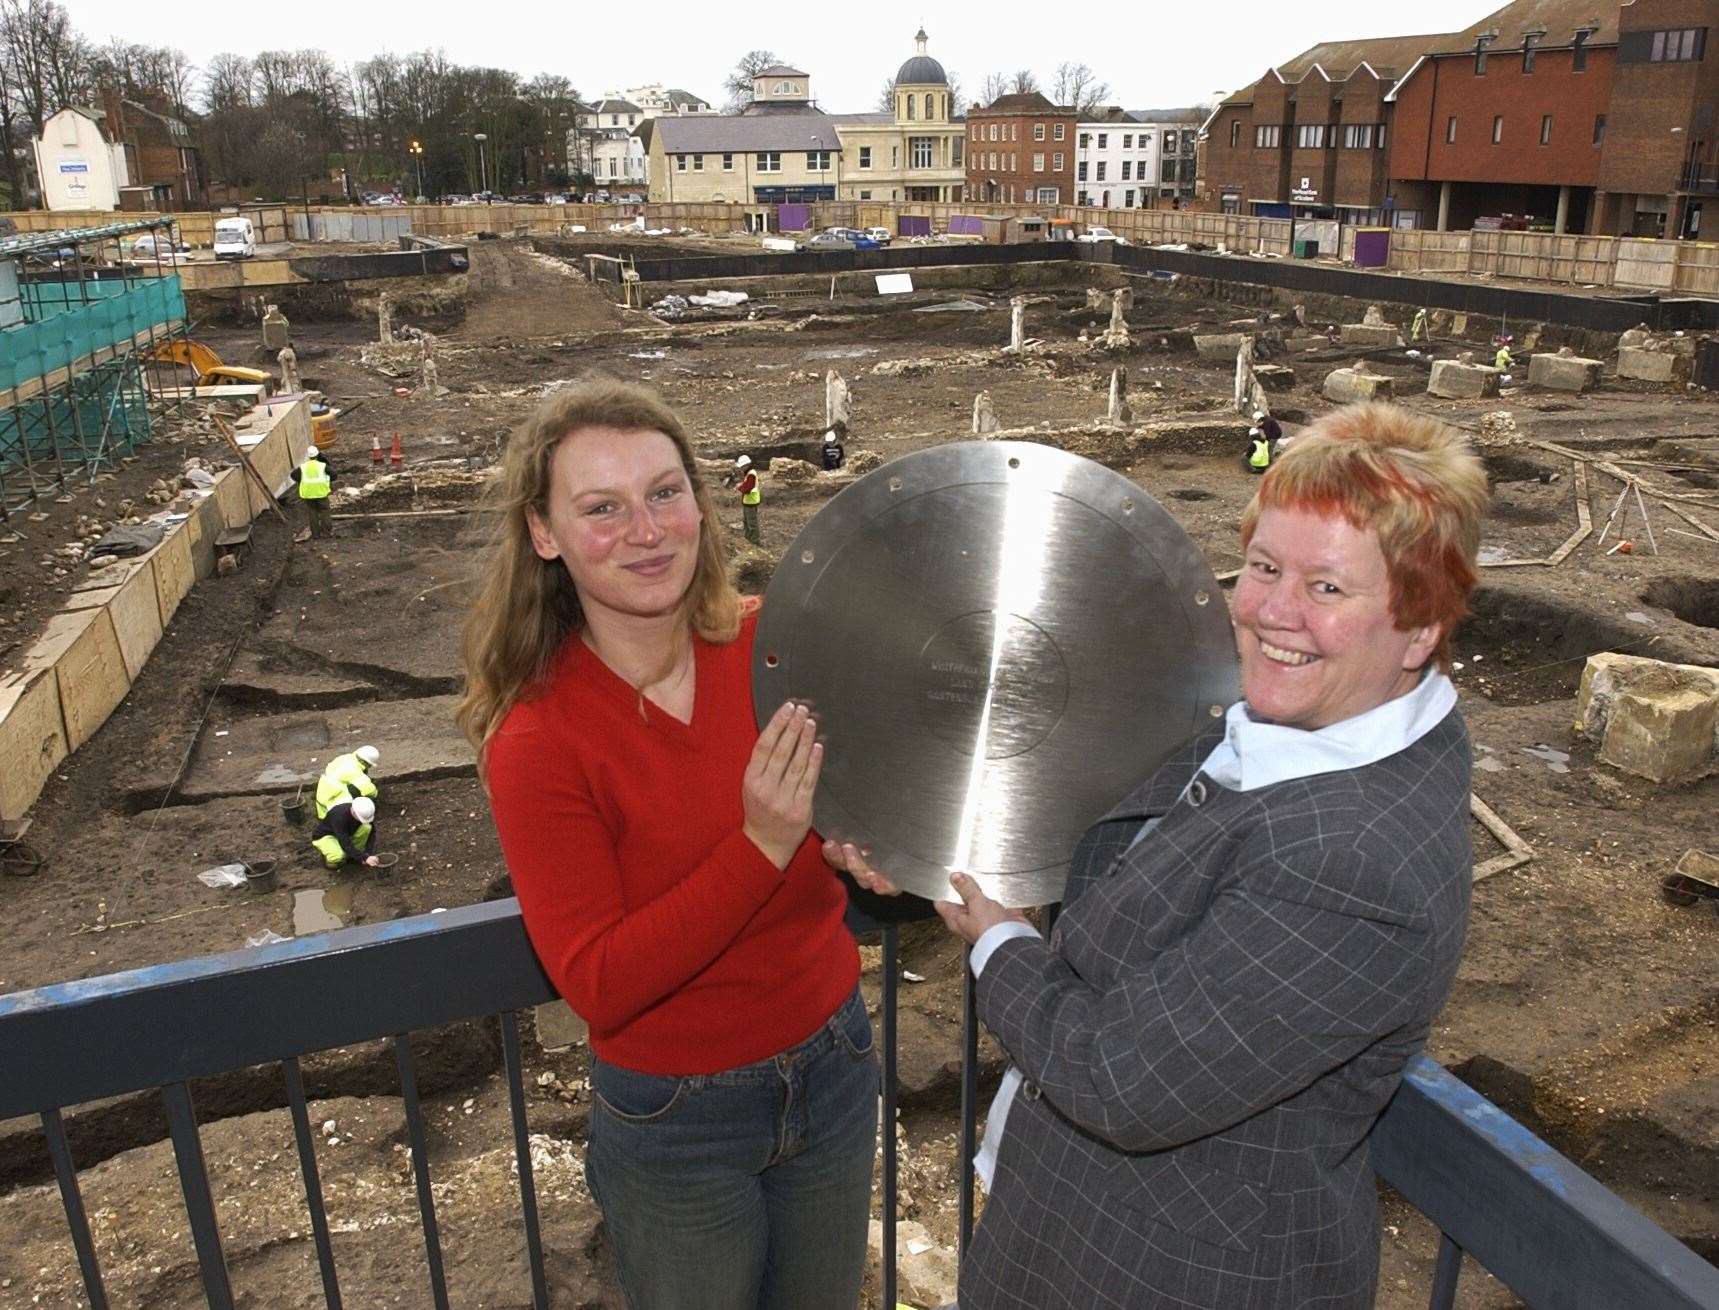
[1,899,1715,1310]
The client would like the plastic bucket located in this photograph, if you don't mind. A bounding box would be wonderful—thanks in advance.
[244,859,279,892]
[280,792,307,824]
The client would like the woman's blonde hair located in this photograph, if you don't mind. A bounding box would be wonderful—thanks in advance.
[456,377,742,766]
[1240,402,1489,671]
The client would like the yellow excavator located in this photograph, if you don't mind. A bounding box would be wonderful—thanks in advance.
[148,339,341,447]
[147,339,272,389]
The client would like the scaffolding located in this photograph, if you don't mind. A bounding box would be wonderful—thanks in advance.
[0,218,190,519]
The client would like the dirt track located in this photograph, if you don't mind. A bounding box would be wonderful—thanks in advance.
[0,239,1714,1308]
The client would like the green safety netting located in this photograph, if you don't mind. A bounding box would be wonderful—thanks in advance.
[0,276,185,393]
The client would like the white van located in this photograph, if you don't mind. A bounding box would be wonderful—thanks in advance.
[213,215,256,260]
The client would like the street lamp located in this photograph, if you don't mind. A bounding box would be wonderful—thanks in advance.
[474,133,489,198]
[810,133,828,205]
[408,139,424,201]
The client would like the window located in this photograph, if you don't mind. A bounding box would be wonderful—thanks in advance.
[629,114,637,126]
[1094,160,1105,180]
[1475,34,1492,74]
[1096,132,1107,148]
[1123,134,1133,148]
[1122,160,1132,179]
[1446,116,1457,143]
[953,138,963,165]
[1037,186,1059,202]
[693,154,704,171]
[1079,132,1090,148]
[989,123,998,141]
[858,146,871,169]
[1078,190,1089,205]
[910,137,933,168]
[906,94,916,119]
[756,151,780,172]
[1492,115,1503,144]
[1030,152,1043,172]
[1125,189,1135,207]
[1593,113,1606,144]
[859,190,871,200]
[1343,123,1377,148]
[611,114,620,126]
[1052,152,1063,170]
[1229,120,1241,148]
[806,150,831,170]
[1034,122,1046,141]
[1522,31,1539,72]
[722,153,733,170]
[971,124,979,140]
[1099,191,1109,206]
[1011,124,1019,141]
[1053,122,1065,140]
[1540,114,1552,145]
[1573,28,1591,70]
[675,154,687,172]
[1647,28,1704,61]
[1078,161,1088,180]
[1254,125,1280,148]
[772,80,798,94]
[1295,124,1329,149]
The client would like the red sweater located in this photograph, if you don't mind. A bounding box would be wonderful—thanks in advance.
[485,611,859,1074]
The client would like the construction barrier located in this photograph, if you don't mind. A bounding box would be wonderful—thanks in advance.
[0,397,311,821]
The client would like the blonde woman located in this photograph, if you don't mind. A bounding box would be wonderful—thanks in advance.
[459,379,876,1310]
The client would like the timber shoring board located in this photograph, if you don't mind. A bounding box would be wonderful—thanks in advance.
[146,524,195,628]
[0,669,68,822]
[40,608,130,753]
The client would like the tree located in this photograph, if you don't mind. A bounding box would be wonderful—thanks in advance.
[876,76,896,115]
[1,0,91,134]
[1008,69,1038,95]
[722,49,778,114]
[1051,61,1110,115]
[945,71,966,117]
[980,72,1009,107]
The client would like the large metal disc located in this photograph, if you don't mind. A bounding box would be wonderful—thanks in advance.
[753,441,1238,907]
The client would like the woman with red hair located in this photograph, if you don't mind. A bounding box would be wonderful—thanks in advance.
[931,403,1491,1310]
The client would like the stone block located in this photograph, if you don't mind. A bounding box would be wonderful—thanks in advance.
[1322,367,1395,404]
[1339,323,1399,348]
[1617,346,1682,383]
[1193,332,1249,362]
[1254,363,1297,391]
[533,1000,589,1051]
[1527,353,1602,393]
[1577,652,1719,780]
[1428,359,1501,400]
[1600,686,1718,783]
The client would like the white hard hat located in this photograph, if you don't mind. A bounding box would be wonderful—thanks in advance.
[356,745,380,768]
[1253,410,1265,420]
[1249,427,1261,437]
[306,445,319,459]
[735,455,752,468]
[824,431,837,444]
[351,797,376,823]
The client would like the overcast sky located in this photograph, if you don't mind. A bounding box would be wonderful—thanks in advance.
[71,0,1499,113]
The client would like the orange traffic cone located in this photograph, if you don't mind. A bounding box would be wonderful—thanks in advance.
[370,434,382,464]
[389,433,403,466]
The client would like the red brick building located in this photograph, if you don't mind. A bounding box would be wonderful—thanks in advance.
[1388,2,1618,233]
[1595,0,1719,238]
[100,89,208,211]
[1202,33,1441,223]
[964,93,1076,204]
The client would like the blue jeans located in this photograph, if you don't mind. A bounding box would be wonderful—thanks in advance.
[585,987,878,1310]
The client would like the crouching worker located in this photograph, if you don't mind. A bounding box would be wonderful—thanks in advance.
[314,744,380,819]
[311,795,379,869]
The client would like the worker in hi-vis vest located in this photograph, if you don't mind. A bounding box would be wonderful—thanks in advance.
[1244,426,1273,475]
[728,454,762,545]
[1494,341,1514,372]
[315,745,380,820]
[291,445,335,539]
[1412,307,1430,342]
[311,796,379,868]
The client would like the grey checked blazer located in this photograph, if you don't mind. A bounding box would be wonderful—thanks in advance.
[960,709,1473,1310]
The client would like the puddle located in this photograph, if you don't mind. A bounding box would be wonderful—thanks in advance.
[1477,545,1514,565]
[1475,755,1507,773]
[292,885,356,935]
[804,346,877,360]
[1520,744,1571,774]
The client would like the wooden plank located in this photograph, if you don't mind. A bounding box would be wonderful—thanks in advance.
[38,609,131,753]
[0,668,68,822]
[147,523,196,627]
[212,466,251,530]
[1472,793,1533,882]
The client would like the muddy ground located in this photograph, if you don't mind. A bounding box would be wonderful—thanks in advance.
[1,238,1715,1308]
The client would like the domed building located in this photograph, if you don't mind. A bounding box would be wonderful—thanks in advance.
[830,30,966,203]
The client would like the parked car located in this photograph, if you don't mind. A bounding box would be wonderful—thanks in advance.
[1076,225,1128,245]
[804,231,855,251]
[865,227,892,246]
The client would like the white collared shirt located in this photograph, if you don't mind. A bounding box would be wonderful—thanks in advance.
[969,670,1457,1188]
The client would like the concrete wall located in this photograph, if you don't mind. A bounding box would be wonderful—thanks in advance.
[0,397,310,821]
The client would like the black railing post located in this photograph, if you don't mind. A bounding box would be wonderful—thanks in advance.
[41,1108,110,1310]
[501,1012,551,1310]
[162,1081,235,1309]
[282,1056,343,1309]
[394,1036,452,1310]
[1429,1232,1464,1309]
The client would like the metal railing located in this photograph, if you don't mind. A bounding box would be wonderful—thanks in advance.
[1,898,1715,1310]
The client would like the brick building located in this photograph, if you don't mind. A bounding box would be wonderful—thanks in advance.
[1202,32,1437,223]
[965,93,1076,204]
[1596,0,1719,238]
[1389,1,1618,233]
[100,90,207,210]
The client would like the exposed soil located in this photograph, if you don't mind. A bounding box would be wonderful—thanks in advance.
[2,238,1716,1309]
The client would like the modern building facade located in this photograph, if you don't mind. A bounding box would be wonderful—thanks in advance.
[965,92,1077,204]
[830,30,965,202]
